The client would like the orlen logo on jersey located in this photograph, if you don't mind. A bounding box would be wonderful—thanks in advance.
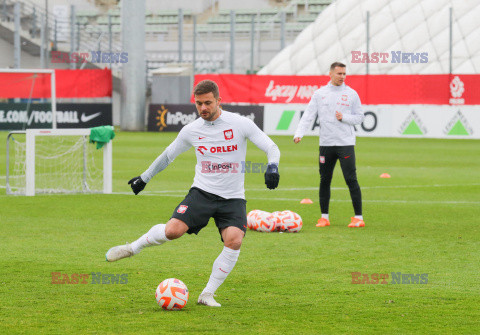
[197,146,208,155]
[197,145,238,155]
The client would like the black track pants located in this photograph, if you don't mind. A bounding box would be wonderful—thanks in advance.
[319,145,362,215]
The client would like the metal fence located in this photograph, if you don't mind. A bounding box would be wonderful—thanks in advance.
[1,0,329,78]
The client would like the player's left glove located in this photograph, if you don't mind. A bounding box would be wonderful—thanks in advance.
[128,176,146,195]
[264,163,279,190]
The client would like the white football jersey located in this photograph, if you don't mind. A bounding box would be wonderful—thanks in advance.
[141,110,280,199]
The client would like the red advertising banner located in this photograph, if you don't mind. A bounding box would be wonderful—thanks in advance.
[0,69,112,98]
[193,74,480,105]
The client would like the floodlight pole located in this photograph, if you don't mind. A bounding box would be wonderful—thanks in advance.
[45,0,49,67]
[108,14,112,69]
[193,15,197,75]
[250,15,255,73]
[449,7,453,74]
[230,10,235,73]
[40,14,46,69]
[70,5,76,70]
[51,70,57,128]
[366,11,370,75]
[120,0,146,131]
[178,8,183,63]
[14,2,20,68]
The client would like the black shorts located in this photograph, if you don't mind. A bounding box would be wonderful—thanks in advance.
[171,187,247,237]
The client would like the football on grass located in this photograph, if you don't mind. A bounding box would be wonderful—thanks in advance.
[273,210,303,233]
[247,209,277,232]
[155,278,189,310]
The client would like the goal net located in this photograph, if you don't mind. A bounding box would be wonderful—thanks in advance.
[6,128,112,196]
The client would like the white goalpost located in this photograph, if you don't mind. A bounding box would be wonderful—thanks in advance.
[6,128,112,196]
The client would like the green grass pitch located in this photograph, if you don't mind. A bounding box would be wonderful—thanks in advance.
[1,131,479,334]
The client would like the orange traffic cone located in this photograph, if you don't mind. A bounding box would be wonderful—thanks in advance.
[300,198,313,204]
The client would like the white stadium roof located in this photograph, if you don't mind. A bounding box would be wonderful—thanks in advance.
[259,0,480,75]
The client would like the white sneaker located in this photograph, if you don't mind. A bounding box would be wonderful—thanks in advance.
[105,244,133,262]
[197,293,221,307]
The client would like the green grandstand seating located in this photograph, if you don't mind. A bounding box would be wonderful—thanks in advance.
[296,13,318,22]
[285,22,310,31]
[145,25,168,33]
[197,23,273,34]
[107,9,120,16]
[76,10,98,17]
[309,0,332,4]
[96,16,108,24]
[307,4,328,13]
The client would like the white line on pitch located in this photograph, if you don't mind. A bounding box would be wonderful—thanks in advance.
[2,182,478,199]
[1,190,477,204]
[110,192,479,204]
[247,198,480,204]
[245,183,480,191]
[139,194,479,204]
[106,183,480,193]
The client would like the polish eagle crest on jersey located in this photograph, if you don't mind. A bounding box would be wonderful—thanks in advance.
[177,205,188,214]
[223,129,234,140]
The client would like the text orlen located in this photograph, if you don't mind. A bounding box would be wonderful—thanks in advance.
[197,144,238,155]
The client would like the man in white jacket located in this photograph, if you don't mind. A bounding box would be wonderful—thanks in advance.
[106,80,280,307]
[294,62,365,228]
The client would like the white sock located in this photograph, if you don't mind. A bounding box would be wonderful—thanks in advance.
[202,246,240,295]
[130,224,170,254]
[322,213,329,220]
[354,215,363,220]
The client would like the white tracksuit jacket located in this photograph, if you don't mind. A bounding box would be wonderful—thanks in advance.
[294,82,365,146]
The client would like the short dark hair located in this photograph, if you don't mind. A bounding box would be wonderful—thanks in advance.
[330,62,346,71]
[193,80,219,99]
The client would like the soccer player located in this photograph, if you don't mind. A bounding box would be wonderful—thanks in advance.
[106,80,280,307]
[293,62,365,228]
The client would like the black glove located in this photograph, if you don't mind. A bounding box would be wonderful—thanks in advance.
[264,163,279,190]
[128,176,146,195]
